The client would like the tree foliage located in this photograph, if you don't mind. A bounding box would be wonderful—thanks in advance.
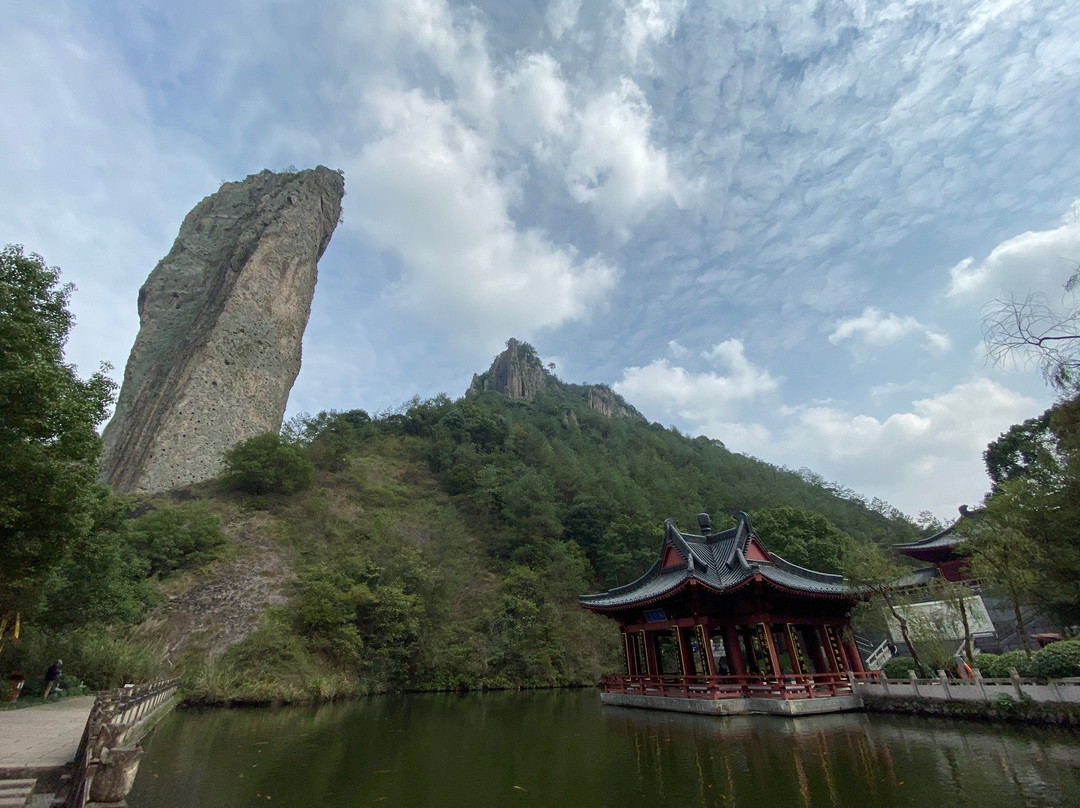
[125,502,227,577]
[844,542,930,677]
[749,506,852,573]
[956,482,1044,655]
[970,394,1080,626]
[223,432,314,496]
[0,245,116,615]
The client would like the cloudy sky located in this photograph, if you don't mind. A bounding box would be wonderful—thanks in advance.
[5,0,1080,520]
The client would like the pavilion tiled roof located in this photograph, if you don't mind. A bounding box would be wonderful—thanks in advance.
[579,513,855,612]
[892,526,964,553]
[892,506,970,559]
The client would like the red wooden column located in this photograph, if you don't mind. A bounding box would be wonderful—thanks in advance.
[761,623,783,679]
[696,624,715,676]
[828,625,852,671]
[622,631,636,675]
[724,625,746,676]
[843,633,865,674]
[644,630,659,675]
[781,624,803,675]
[675,627,692,675]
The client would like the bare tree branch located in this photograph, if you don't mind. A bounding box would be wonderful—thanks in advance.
[982,274,1080,391]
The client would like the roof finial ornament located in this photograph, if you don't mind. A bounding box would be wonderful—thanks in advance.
[697,513,712,535]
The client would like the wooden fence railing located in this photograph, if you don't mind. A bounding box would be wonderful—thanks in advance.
[601,671,880,701]
[65,678,180,808]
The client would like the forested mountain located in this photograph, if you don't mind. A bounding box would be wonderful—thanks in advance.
[134,339,921,700]
[4,335,928,702]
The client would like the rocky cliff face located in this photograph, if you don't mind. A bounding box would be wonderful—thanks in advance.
[101,167,345,493]
[469,338,642,420]
[587,385,636,419]
[468,338,550,400]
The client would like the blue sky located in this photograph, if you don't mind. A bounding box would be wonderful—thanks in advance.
[4,0,1080,520]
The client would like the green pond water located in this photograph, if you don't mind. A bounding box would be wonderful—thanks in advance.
[129,689,1080,808]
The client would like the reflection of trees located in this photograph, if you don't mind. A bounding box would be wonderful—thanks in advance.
[133,693,1080,808]
[606,707,1080,808]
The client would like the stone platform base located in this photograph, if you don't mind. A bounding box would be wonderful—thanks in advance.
[600,692,863,716]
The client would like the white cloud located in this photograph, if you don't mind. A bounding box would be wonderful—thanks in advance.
[614,340,1036,517]
[667,339,690,358]
[621,0,687,66]
[348,89,616,346]
[829,307,951,352]
[946,200,1080,301]
[369,0,685,233]
[496,52,570,151]
[0,7,216,384]
[721,378,1036,518]
[376,0,496,123]
[546,0,582,39]
[566,78,686,230]
[614,339,779,423]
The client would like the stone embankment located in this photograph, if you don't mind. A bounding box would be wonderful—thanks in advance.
[855,670,1080,726]
[0,680,178,807]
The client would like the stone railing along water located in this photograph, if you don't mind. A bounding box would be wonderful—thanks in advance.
[853,669,1080,705]
[64,678,179,808]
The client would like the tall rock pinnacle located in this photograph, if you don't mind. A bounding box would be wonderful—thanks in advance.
[468,338,550,400]
[101,167,345,493]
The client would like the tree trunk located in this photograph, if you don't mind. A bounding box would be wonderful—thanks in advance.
[883,592,927,677]
[958,597,974,664]
[1009,586,1033,657]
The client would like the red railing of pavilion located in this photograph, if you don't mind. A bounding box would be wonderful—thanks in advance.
[601,670,881,701]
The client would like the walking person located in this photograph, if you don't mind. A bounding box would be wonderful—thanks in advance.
[42,659,62,700]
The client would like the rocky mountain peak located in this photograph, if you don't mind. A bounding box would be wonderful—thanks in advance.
[468,338,551,401]
[468,338,642,421]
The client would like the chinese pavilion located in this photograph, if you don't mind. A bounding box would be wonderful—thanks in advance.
[579,512,873,715]
[891,506,971,583]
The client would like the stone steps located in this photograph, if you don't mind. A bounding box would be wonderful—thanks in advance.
[0,779,37,808]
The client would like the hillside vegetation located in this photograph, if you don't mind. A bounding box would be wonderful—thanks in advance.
[3,324,929,703]
[151,355,924,702]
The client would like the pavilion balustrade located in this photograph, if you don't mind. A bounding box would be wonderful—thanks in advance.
[601,670,881,701]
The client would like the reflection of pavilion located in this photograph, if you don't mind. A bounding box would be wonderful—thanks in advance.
[579,513,876,716]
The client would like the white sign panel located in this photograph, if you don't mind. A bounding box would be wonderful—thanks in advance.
[885,596,995,642]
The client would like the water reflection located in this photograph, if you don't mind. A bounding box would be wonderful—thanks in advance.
[129,690,1080,808]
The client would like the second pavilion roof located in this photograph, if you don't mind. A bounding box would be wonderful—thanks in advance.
[579,512,855,612]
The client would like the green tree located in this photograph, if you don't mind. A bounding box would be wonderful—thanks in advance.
[0,245,116,616]
[957,481,1045,656]
[41,494,158,629]
[983,408,1059,489]
[125,502,226,577]
[973,395,1080,626]
[750,506,852,573]
[223,432,314,496]
[844,542,929,677]
[594,512,658,588]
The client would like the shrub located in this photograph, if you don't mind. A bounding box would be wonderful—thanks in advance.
[126,502,226,577]
[974,649,1033,678]
[223,433,314,496]
[882,656,919,678]
[1031,639,1080,679]
[63,631,168,689]
[972,653,1002,677]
